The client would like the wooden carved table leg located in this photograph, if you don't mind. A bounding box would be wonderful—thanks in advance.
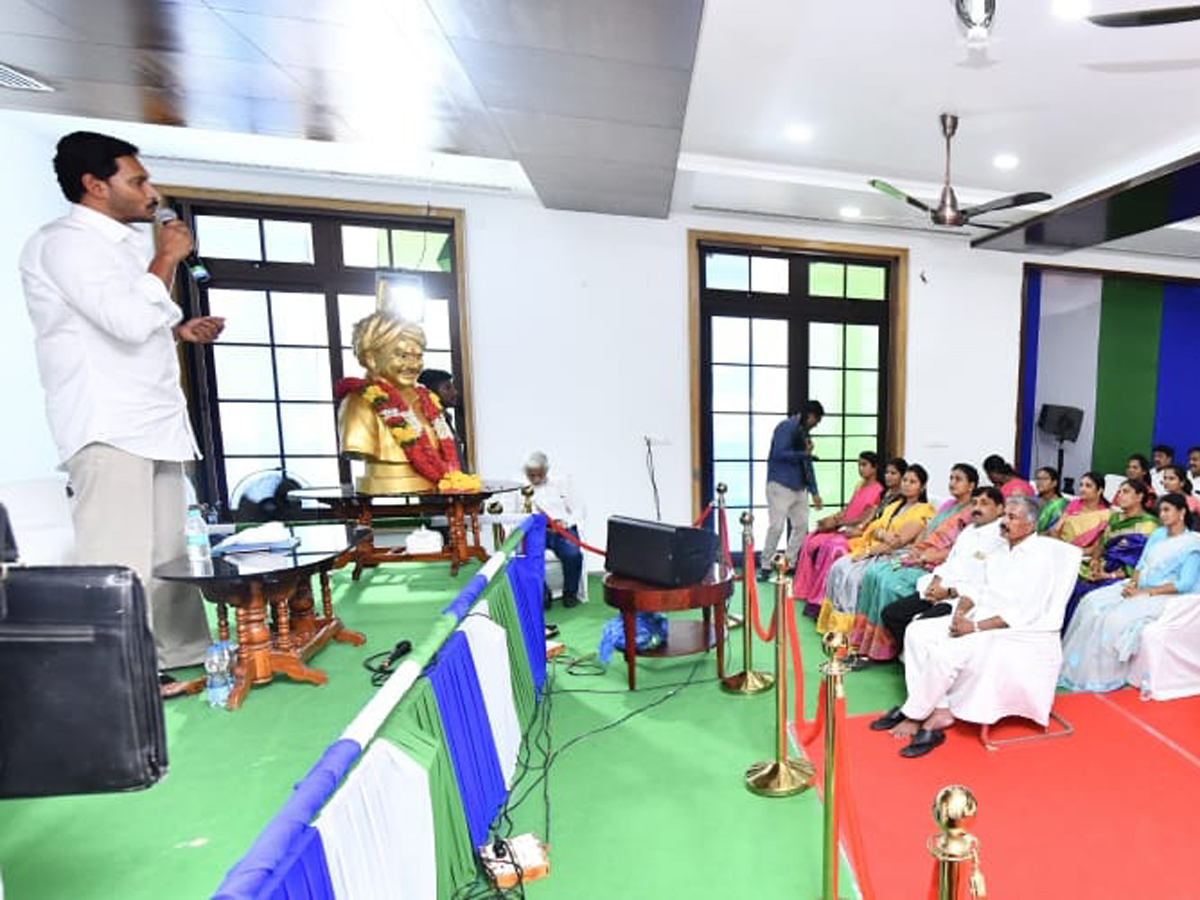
[450,499,471,575]
[271,582,293,654]
[288,575,318,646]
[622,610,638,691]
[227,582,272,709]
[216,601,230,643]
[263,579,327,686]
[322,570,366,646]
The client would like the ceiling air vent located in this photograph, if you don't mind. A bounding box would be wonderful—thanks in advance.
[0,63,54,92]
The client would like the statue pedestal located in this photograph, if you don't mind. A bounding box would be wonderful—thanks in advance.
[356,459,435,494]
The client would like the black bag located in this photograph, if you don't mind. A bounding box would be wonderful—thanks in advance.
[0,505,167,797]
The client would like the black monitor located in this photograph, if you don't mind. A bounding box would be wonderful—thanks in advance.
[1037,404,1083,443]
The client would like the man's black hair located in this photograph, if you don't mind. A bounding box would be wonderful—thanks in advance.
[53,131,140,203]
[417,369,453,390]
[972,485,1005,506]
[800,399,825,420]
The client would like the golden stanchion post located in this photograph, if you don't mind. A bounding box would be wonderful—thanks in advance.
[520,485,534,515]
[715,482,743,630]
[818,630,852,900]
[745,552,814,796]
[928,785,987,899]
[721,511,773,694]
[487,500,506,550]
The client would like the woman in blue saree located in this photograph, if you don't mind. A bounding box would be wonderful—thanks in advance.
[1060,493,1200,693]
[1061,478,1159,631]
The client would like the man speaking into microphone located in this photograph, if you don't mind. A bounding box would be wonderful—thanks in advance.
[19,131,225,690]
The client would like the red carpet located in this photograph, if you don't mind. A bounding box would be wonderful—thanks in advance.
[798,690,1200,898]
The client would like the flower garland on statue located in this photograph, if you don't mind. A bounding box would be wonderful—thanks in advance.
[335,376,481,491]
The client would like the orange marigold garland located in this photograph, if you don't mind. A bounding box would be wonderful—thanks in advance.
[335,377,479,491]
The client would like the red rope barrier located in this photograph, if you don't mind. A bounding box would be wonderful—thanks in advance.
[783,588,808,735]
[833,694,877,900]
[693,502,714,528]
[797,679,826,748]
[542,514,607,556]
[743,540,777,642]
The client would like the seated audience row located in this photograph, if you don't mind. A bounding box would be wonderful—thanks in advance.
[794,451,1200,758]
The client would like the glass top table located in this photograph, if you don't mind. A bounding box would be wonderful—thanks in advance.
[154,523,368,709]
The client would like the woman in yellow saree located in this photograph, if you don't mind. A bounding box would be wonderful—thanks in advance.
[817,464,935,635]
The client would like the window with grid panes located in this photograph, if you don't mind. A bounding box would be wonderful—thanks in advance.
[698,243,892,558]
[168,197,466,519]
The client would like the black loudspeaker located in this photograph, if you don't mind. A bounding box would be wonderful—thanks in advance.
[1037,404,1084,442]
[0,565,167,798]
[605,516,719,587]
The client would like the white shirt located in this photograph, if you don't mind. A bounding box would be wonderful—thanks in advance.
[524,476,579,527]
[917,518,1005,598]
[20,204,199,465]
[964,533,1062,631]
[1151,468,1168,497]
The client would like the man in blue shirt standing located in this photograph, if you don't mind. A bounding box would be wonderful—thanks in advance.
[761,400,824,580]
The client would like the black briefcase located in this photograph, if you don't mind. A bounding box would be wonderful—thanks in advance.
[0,560,168,798]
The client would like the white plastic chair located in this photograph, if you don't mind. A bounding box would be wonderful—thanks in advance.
[968,539,1083,750]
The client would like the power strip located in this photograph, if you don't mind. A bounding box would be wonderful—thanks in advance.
[479,833,550,888]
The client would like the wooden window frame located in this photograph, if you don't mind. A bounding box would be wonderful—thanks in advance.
[161,186,472,517]
[688,229,908,519]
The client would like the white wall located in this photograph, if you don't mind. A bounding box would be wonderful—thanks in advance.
[6,118,1200,559]
[0,121,68,481]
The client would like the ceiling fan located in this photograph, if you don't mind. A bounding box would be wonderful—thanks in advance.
[1088,5,1200,27]
[868,113,1051,228]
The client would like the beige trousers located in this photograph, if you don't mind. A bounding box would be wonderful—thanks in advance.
[66,443,211,669]
[764,481,811,568]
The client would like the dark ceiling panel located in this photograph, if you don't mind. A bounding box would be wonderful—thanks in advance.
[491,109,682,168]
[427,0,703,70]
[449,39,692,128]
[0,0,705,218]
[972,152,1200,253]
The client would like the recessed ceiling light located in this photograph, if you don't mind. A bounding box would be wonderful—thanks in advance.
[1051,0,1091,21]
[839,205,862,219]
[784,124,814,143]
[993,153,1020,170]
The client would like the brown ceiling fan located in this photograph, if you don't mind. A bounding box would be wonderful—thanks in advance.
[868,113,1051,228]
[1088,5,1200,27]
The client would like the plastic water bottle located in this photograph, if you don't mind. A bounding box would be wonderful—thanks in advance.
[186,504,213,575]
[205,640,233,708]
[1139,673,1153,702]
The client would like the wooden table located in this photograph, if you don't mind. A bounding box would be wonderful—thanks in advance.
[291,483,519,578]
[155,524,368,710]
[603,570,734,690]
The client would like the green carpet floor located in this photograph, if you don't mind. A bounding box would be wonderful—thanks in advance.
[0,569,906,900]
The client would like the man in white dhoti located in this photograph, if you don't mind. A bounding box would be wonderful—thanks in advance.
[869,494,1061,757]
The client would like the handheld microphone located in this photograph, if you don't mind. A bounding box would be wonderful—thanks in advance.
[383,639,413,670]
[153,207,211,283]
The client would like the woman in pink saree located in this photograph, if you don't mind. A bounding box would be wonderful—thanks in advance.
[1049,470,1110,550]
[794,452,890,618]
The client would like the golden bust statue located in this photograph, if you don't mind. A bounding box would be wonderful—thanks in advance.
[337,313,477,494]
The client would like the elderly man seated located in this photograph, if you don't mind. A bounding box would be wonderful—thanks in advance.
[869,495,1064,758]
[523,451,584,609]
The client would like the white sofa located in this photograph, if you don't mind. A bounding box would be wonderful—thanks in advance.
[1127,593,1200,700]
[0,477,74,564]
